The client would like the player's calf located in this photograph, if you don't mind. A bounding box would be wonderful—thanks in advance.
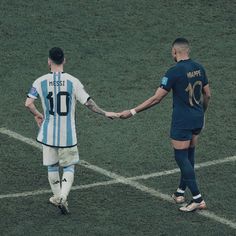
[60,165,75,201]
[48,164,61,199]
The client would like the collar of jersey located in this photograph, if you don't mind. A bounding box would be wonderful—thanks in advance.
[178,58,191,63]
[50,72,64,73]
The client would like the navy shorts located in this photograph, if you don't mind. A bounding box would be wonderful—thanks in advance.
[170,127,202,141]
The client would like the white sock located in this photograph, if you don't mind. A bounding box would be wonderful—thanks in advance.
[177,188,185,194]
[60,165,75,201]
[48,165,61,197]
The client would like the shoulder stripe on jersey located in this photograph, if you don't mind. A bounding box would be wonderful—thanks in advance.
[41,80,49,144]
[67,80,73,146]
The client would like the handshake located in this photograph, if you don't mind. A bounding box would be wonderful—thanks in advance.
[105,109,136,120]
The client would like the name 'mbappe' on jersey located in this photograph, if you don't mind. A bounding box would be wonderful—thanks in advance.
[28,72,90,147]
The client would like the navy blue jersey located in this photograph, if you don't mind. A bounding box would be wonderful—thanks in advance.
[160,59,208,129]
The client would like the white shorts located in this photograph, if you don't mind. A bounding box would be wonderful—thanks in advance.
[42,145,79,167]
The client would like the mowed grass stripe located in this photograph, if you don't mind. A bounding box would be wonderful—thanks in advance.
[1,127,236,230]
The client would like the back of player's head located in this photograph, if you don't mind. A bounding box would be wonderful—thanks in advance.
[171,38,190,61]
[49,47,64,65]
[172,38,189,47]
[172,38,190,53]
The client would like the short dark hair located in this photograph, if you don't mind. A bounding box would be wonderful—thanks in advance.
[49,47,64,65]
[172,38,189,47]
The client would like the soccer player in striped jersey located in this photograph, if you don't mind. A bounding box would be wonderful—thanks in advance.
[25,47,118,214]
[119,38,211,212]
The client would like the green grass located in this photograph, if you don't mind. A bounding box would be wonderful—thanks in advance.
[140,162,236,221]
[0,135,110,195]
[1,185,236,236]
[0,0,235,235]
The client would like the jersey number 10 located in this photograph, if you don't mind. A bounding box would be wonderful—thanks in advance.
[46,91,70,116]
[185,81,202,106]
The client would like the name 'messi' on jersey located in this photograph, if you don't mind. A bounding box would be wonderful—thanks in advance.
[27,72,90,148]
[49,80,65,86]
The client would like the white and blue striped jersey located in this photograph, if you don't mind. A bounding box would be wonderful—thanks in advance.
[28,72,90,147]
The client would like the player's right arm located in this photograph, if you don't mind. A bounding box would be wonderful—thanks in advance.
[25,97,44,127]
[202,84,211,112]
[25,83,44,127]
[119,87,168,119]
[201,68,211,112]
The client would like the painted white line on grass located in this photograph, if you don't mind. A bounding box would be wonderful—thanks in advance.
[0,180,119,200]
[0,128,42,150]
[198,211,236,230]
[71,179,120,191]
[80,161,236,230]
[1,127,236,230]
[129,155,236,181]
[0,189,52,199]
[80,160,174,202]
[0,127,93,166]
[1,127,235,181]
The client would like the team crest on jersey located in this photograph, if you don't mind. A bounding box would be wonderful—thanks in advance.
[161,77,168,86]
[29,87,38,97]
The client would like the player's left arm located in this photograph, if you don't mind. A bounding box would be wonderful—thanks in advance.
[84,98,119,119]
[25,97,44,127]
[75,79,119,119]
[119,87,168,119]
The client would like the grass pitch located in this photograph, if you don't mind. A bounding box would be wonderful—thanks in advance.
[0,0,235,235]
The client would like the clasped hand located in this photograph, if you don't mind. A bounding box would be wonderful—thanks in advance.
[105,110,133,119]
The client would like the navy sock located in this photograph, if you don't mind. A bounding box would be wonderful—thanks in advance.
[178,147,195,190]
[174,149,200,197]
[188,146,195,167]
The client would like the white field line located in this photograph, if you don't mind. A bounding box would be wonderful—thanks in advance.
[1,127,235,181]
[1,127,236,230]
[0,180,119,200]
[0,128,42,150]
[128,155,236,181]
[79,161,236,230]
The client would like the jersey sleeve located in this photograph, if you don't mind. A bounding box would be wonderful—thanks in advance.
[75,79,90,104]
[27,81,39,99]
[160,67,178,91]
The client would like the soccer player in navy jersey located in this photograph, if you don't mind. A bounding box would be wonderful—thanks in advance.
[25,47,118,214]
[119,38,211,212]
